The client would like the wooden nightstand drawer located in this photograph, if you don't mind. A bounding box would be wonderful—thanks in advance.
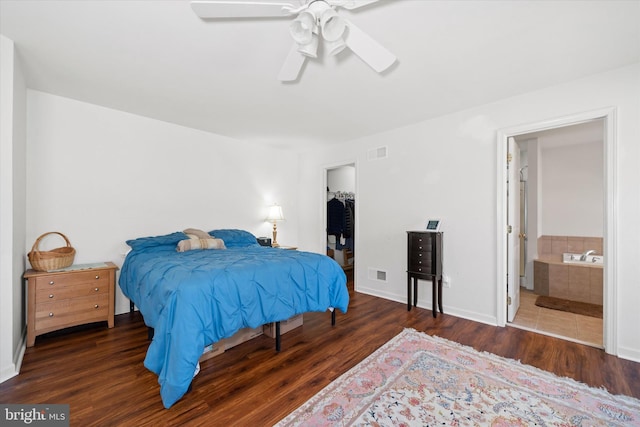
[34,270,108,291]
[24,262,118,347]
[35,281,109,303]
[35,293,109,330]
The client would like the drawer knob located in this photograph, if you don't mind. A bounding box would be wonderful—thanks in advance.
[94,304,99,309]
[49,294,54,299]
[95,275,100,279]
[49,281,54,285]
[94,287,99,292]
[49,312,54,317]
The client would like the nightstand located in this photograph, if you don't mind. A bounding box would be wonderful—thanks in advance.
[24,262,118,347]
[276,246,298,250]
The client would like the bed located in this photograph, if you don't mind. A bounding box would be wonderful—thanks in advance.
[119,229,349,408]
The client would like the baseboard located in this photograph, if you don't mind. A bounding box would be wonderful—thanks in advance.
[618,345,640,364]
[0,328,26,384]
[355,286,498,327]
[355,286,404,304]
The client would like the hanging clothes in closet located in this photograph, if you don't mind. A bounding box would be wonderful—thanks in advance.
[327,191,355,251]
[343,198,355,251]
[327,197,345,241]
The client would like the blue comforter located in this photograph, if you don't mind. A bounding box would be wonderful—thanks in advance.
[119,229,349,408]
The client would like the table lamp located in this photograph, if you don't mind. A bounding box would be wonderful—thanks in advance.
[266,204,285,247]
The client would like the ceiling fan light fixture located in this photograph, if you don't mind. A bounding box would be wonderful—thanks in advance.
[289,11,317,45]
[189,0,395,81]
[297,33,319,58]
[320,9,346,42]
[325,36,346,56]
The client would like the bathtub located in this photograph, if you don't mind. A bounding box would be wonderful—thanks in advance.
[562,253,604,265]
[533,254,603,305]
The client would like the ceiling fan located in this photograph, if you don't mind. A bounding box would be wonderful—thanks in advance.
[190,0,397,81]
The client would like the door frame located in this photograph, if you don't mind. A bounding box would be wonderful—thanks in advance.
[506,137,521,322]
[323,159,358,286]
[496,107,617,354]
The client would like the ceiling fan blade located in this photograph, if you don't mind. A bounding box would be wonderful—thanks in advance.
[278,43,307,81]
[333,0,380,10]
[190,1,297,19]
[344,20,396,73]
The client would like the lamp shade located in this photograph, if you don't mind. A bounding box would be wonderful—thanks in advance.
[266,204,285,221]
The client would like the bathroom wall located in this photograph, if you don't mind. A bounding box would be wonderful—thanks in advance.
[541,139,603,237]
[538,235,603,256]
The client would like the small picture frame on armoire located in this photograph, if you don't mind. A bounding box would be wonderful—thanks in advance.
[426,219,441,232]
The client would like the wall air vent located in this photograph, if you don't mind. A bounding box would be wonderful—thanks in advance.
[368,267,388,282]
[367,146,388,161]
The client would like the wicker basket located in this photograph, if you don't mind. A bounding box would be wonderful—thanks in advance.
[28,232,76,271]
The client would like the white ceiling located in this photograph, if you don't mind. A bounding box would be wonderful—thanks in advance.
[1,0,638,151]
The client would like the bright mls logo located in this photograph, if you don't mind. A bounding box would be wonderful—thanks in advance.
[1,404,69,426]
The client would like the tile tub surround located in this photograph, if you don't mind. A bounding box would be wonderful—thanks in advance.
[534,255,603,305]
[537,235,603,256]
[534,235,604,305]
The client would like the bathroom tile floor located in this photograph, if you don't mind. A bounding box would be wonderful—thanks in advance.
[510,288,603,348]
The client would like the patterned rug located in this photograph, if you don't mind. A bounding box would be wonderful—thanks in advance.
[275,328,640,426]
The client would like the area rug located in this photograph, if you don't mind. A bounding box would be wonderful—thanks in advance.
[535,295,603,318]
[275,328,640,426]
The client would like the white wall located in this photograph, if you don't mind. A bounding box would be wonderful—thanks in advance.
[297,63,640,362]
[0,35,27,383]
[541,141,603,237]
[328,165,355,194]
[26,91,300,315]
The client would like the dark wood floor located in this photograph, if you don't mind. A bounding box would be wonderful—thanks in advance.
[2,273,639,426]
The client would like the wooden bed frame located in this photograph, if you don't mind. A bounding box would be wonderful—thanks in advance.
[130,300,337,352]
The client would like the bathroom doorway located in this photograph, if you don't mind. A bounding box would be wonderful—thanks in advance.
[510,119,605,347]
[497,108,617,354]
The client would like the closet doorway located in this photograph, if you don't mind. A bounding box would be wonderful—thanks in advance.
[326,164,356,274]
